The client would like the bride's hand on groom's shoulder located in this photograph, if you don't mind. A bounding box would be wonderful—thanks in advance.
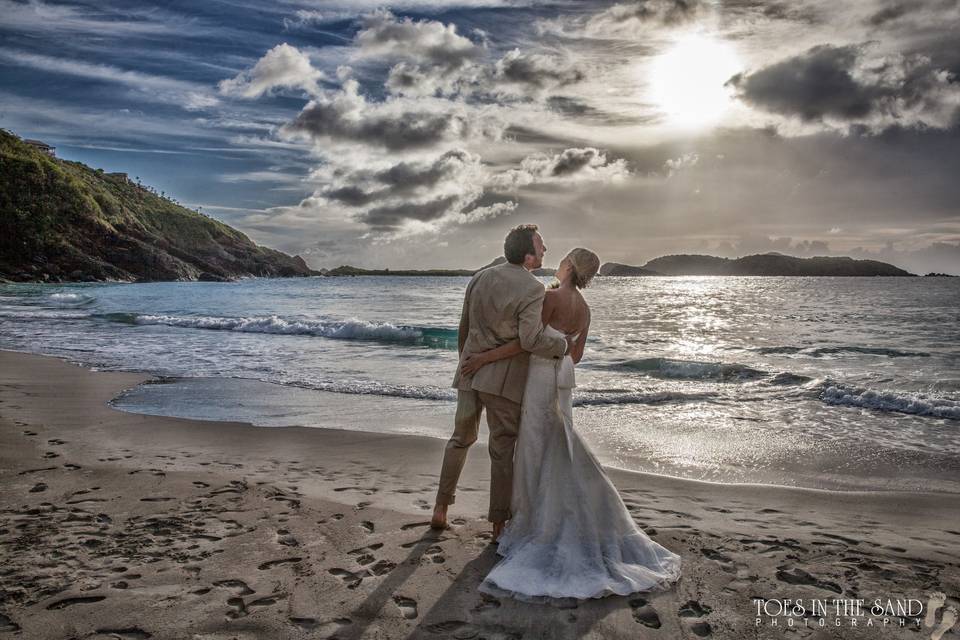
[460,353,487,376]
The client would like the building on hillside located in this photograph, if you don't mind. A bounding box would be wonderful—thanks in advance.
[107,172,129,182]
[25,139,56,157]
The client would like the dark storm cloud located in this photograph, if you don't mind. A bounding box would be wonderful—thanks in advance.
[718,0,821,25]
[550,148,602,176]
[359,195,459,229]
[493,49,585,91]
[728,43,960,129]
[375,149,472,188]
[282,81,499,151]
[593,0,704,27]
[866,3,910,26]
[323,185,383,206]
[321,149,475,205]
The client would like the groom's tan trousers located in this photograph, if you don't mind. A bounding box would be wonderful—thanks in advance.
[436,389,522,523]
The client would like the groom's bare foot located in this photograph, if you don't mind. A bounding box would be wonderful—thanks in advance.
[430,504,448,530]
[492,521,505,541]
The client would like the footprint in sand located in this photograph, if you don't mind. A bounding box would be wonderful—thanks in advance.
[348,543,383,566]
[92,628,152,639]
[64,463,82,470]
[679,600,713,618]
[213,579,255,596]
[46,595,106,610]
[329,568,367,589]
[679,601,713,637]
[393,596,418,619]
[925,591,946,627]
[258,557,302,571]
[629,597,661,628]
[0,613,20,633]
[290,617,352,636]
[360,521,375,533]
[276,529,299,547]
[29,483,47,493]
[472,594,501,613]
[776,567,842,594]
[931,606,958,640]
[424,545,446,564]
[225,596,248,620]
[370,560,396,576]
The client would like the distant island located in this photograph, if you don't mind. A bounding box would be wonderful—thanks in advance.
[0,130,315,283]
[325,256,557,277]
[595,253,913,277]
[326,253,913,278]
[639,253,912,276]
[598,262,661,277]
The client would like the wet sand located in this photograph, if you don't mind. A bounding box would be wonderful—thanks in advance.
[1,350,958,639]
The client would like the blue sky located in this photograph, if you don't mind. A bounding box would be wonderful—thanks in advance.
[2,0,959,273]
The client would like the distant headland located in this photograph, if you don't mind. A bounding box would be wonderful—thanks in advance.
[325,253,916,278]
[0,130,316,283]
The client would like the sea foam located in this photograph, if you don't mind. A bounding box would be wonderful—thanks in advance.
[820,384,960,420]
[119,313,458,347]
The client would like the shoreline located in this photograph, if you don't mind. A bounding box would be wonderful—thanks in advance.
[1,349,958,639]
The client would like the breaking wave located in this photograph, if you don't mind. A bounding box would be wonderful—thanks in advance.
[608,357,766,381]
[95,312,459,348]
[820,384,960,420]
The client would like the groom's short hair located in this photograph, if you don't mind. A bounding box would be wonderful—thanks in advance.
[504,224,539,264]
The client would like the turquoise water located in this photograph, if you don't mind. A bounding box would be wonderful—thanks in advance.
[1,275,958,492]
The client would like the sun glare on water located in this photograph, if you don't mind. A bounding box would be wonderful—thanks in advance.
[648,33,743,129]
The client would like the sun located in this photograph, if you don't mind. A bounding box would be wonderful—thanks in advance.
[648,33,743,129]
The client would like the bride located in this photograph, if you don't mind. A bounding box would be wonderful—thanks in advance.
[459,248,682,602]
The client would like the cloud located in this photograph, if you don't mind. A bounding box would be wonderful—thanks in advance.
[728,43,960,132]
[663,152,699,177]
[492,49,586,94]
[865,3,910,27]
[355,10,481,69]
[218,43,325,98]
[581,0,704,37]
[353,11,484,97]
[281,79,502,151]
[282,9,355,30]
[0,48,219,110]
[489,147,629,190]
[0,0,187,35]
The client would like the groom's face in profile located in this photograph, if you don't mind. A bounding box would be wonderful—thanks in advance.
[526,232,546,270]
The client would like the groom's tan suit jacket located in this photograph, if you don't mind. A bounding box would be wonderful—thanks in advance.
[452,261,567,404]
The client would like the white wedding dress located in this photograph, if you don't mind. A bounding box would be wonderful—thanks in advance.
[479,325,682,602]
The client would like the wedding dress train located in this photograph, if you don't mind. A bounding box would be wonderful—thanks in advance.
[479,325,682,601]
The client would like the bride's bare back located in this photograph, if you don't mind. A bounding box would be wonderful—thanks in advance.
[542,287,590,363]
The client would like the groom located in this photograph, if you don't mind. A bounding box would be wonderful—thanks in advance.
[431,224,571,539]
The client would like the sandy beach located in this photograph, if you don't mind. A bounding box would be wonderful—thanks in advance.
[1,349,958,640]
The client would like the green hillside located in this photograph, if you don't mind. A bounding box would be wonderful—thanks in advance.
[0,130,315,282]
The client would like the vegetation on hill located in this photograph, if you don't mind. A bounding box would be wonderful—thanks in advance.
[326,257,556,278]
[640,253,913,276]
[598,262,661,276]
[0,130,315,282]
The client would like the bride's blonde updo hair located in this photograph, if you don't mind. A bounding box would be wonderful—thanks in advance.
[565,247,601,289]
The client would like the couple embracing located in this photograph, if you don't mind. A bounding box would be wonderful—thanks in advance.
[431,223,681,603]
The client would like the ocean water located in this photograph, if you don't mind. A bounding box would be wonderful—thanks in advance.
[1,275,959,493]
